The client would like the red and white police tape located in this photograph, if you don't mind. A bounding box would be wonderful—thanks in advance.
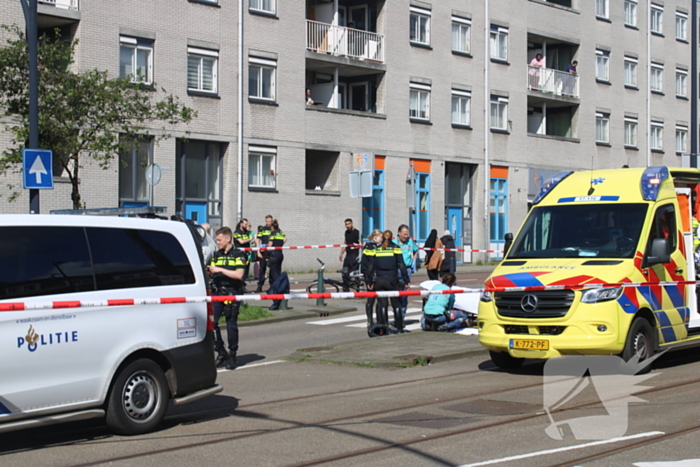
[244,243,503,253]
[0,280,696,312]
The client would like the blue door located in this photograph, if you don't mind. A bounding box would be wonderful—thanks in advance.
[447,207,463,263]
[185,202,207,224]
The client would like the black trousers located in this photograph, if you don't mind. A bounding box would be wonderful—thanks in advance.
[212,289,242,354]
[374,275,402,328]
[268,253,284,286]
[427,269,440,280]
[257,255,268,287]
[342,253,359,291]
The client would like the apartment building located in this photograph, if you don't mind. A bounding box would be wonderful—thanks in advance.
[0,0,693,270]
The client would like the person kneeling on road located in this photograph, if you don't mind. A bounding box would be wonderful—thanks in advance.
[421,273,468,332]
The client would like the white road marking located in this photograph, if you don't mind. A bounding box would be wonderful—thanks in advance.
[307,308,422,326]
[457,431,664,467]
[290,288,308,293]
[217,360,286,373]
[345,311,423,328]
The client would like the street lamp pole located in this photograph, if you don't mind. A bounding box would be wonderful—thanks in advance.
[19,0,40,213]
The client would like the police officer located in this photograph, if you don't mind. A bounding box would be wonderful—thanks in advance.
[255,215,273,293]
[208,226,249,370]
[266,219,287,287]
[361,229,383,335]
[366,230,409,333]
[234,218,254,285]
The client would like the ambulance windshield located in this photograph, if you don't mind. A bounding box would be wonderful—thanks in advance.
[508,203,648,259]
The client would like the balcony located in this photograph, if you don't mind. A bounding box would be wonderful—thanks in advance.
[527,66,579,98]
[39,0,78,9]
[306,20,384,63]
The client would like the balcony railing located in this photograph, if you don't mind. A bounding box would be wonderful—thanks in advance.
[527,66,579,98]
[306,20,384,63]
[38,0,79,10]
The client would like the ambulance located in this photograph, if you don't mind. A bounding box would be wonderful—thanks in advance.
[478,166,700,370]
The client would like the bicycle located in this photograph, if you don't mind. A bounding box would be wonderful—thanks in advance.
[306,258,364,293]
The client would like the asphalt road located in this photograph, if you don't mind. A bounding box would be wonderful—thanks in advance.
[3,270,700,467]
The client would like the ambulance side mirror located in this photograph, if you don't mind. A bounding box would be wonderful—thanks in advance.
[645,238,671,267]
[504,233,514,258]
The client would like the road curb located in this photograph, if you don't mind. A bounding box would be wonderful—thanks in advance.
[239,306,358,327]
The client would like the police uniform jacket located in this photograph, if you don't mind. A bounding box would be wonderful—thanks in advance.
[365,243,408,287]
[210,247,249,290]
[267,230,286,257]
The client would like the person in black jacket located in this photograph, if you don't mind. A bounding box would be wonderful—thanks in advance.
[440,230,456,278]
[366,230,409,333]
[361,229,383,334]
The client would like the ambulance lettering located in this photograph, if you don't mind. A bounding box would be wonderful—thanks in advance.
[17,325,79,352]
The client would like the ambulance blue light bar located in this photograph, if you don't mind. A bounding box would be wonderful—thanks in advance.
[533,171,574,205]
[640,166,669,201]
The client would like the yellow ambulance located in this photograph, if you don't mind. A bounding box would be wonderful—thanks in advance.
[478,166,700,369]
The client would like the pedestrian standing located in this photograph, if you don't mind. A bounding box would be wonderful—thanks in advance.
[207,227,249,370]
[266,219,287,287]
[367,230,409,333]
[424,229,443,280]
[361,229,383,334]
[234,218,254,284]
[440,230,457,277]
[394,224,419,318]
[339,218,361,292]
[255,215,273,293]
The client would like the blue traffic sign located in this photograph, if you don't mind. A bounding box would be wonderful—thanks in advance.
[23,149,53,189]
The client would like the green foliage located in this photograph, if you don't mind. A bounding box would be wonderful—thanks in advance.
[218,304,274,323]
[0,25,195,208]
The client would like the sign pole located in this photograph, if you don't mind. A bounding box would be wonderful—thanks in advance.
[20,0,40,213]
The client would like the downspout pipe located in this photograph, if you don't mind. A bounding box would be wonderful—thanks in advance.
[237,0,244,220]
[691,0,698,168]
[483,0,490,258]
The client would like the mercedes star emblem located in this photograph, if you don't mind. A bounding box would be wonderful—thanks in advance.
[521,294,539,313]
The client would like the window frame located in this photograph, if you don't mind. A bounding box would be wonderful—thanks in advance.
[650,63,664,93]
[595,112,610,144]
[119,138,153,205]
[624,56,638,87]
[676,11,688,41]
[248,57,277,101]
[187,47,219,94]
[119,36,154,85]
[676,126,688,154]
[248,147,277,189]
[596,0,609,19]
[676,69,688,97]
[409,83,431,122]
[490,95,509,131]
[409,7,431,46]
[651,4,664,34]
[651,121,664,151]
[624,117,638,148]
[249,0,276,15]
[489,25,508,61]
[451,89,471,127]
[451,16,471,54]
[595,49,610,82]
[624,0,638,27]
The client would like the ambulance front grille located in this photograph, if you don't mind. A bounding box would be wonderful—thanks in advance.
[495,290,574,318]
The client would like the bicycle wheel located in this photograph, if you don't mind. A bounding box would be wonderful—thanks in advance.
[307,281,340,294]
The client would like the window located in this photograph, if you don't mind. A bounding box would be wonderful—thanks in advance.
[249,0,275,14]
[176,140,224,229]
[489,177,508,257]
[409,83,431,121]
[624,117,638,147]
[248,57,276,101]
[647,205,677,252]
[362,164,384,239]
[451,16,471,54]
[451,89,471,126]
[119,36,153,84]
[595,50,610,82]
[651,63,663,93]
[119,139,152,206]
[0,227,94,300]
[624,56,638,87]
[410,7,431,45]
[625,0,637,27]
[651,121,664,151]
[676,126,688,154]
[676,11,688,40]
[409,169,431,243]
[88,228,195,291]
[596,112,610,144]
[596,0,609,19]
[187,47,218,94]
[248,147,276,189]
[651,4,663,34]
[490,25,508,61]
[490,95,508,131]
[676,69,688,97]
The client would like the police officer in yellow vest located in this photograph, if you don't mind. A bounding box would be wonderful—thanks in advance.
[255,215,273,293]
[266,219,287,287]
[366,230,409,333]
[208,226,249,370]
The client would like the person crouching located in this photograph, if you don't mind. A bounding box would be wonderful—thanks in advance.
[421,273,469,331]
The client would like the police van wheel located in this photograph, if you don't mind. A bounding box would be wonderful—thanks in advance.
[622,318,655,374]
[106,359,170,435]
[489,350,524,370]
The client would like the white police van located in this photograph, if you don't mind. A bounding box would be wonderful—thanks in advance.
[0,214,221,435]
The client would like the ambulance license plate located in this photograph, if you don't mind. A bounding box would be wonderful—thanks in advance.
[509,339,549,350]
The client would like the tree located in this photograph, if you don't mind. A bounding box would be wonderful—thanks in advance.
[0,25,196,209]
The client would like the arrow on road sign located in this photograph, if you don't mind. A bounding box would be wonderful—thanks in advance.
[28,155,47,184]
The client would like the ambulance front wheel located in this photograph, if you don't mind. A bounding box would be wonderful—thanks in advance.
[622,318,655,374]
[489,350,524,370]
[106,359,170,435]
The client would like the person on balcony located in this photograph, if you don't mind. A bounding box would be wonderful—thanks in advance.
[564,60,578,96]
[529,53,544,90]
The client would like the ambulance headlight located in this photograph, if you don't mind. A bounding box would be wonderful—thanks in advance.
[581,287,623,304]
[480,291,493,303]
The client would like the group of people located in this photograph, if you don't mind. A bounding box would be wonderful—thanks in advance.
[528,52,578,95]
[203,215,287,370]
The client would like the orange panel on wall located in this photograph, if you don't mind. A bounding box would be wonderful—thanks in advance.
[490,165,509,179]
[410,159,431,173]
[375,156,385,170]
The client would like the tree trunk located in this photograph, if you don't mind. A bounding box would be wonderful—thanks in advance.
[71,161,81,210]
